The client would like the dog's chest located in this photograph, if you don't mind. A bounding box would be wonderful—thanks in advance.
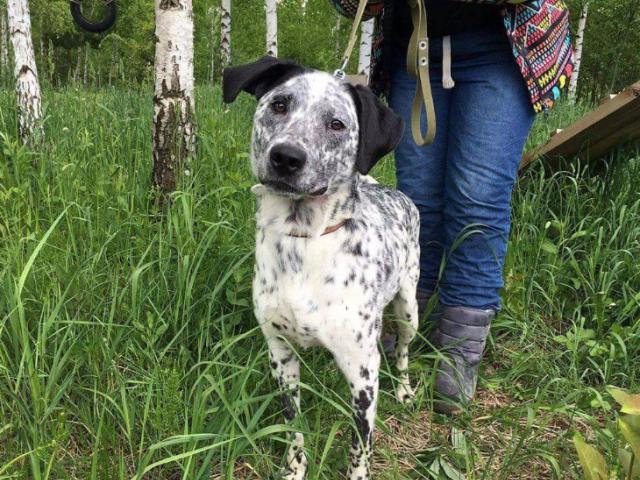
[253,228,390,348]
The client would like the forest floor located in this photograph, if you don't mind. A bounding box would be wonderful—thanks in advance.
[0,87,639,479]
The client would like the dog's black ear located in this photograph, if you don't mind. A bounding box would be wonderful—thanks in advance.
[222,55,305,103]
[349,84,404,175]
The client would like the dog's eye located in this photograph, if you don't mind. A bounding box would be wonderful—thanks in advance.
[271,100,287,114]
[329,119,346,131]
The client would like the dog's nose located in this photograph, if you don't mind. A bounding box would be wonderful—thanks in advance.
[269,144,307,176]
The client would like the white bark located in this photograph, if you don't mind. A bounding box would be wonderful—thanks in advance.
[83,43,89,87]
[334,15,341,54]
[357,19,374,79]
[220,0,231,68]
[208,6,217,83]
[569,1,589,103]
[108,40,117,86]
[265,0,277,57]
[74,46,81,84]
[7,0,43,144]
[153,0,195,195]
[1,10,8,74]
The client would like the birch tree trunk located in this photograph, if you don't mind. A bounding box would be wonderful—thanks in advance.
[108,39,116,86]
[74,46,81,84]
[83,42,89,87]
[7,0,43,144]
[208,6,217,83]
[152,0,195,196]
[357,19,374,80]
[568,0,589,103]
[334,15,341,54]
[220,0,231,69]
[1,10,8,78]
[265,0,277,57]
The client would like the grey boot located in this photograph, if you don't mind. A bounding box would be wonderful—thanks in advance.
[431,306,495,415]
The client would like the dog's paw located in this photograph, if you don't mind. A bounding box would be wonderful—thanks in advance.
[282,465,306,480]
[282,471,306,480]
[395,382,415,404]
[283,447,307,480]
[347,464,370,480]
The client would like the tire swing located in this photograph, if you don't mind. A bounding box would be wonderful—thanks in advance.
[70,0,117,33]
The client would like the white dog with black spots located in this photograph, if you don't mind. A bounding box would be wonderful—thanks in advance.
[223,56,420,480]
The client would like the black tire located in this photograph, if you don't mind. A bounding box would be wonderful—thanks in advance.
[70,1,117,33]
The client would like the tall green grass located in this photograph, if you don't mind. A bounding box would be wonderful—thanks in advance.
[0,87,638,479]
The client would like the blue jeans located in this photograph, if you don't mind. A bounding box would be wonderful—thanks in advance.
[388,27,535,310]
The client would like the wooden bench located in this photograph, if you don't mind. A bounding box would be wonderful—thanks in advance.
[521,80,640,171]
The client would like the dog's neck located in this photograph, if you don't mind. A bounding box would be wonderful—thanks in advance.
[252,178,361,238]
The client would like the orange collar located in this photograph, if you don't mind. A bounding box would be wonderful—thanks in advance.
[287,219,349,238]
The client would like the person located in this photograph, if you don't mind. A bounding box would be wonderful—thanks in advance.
[331,0,574,413]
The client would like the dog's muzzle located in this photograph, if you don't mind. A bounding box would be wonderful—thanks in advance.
[269,144,307,177]
[263,144,328,197]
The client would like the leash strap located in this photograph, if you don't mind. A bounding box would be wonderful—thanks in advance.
[335,0,369,78]
[336,0,436,146]
[406,0,436,146]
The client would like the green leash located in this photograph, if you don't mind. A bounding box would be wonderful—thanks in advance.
[406,0,436,146]
[334,0,369,79]
[336,0,436,146]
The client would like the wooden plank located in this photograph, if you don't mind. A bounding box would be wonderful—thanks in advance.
[599,93,617,106]
[521,81,640,171]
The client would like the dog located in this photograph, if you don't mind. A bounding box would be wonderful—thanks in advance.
[223,56,420,480]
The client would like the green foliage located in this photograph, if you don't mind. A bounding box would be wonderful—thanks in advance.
[565,0,640,99]
[0,84,639,478]
[574,388,640,479]
[574,432,608,480]
[1,0,638,99]
[0,0,349,89]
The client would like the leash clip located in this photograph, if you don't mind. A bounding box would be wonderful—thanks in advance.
[333,69,346,80]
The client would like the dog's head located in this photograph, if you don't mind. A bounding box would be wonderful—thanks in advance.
[223,56,404,197]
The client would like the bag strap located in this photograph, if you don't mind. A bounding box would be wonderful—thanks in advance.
[406,0,436,146]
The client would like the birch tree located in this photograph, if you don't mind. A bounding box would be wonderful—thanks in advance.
[83,43,89,87]
[208,6,218,83]
[74,45,81,85]
[7,0,43,144]
[334,15,342,54]
[265,0,277,57]
[108,38,117,87]
[1,8,8,78]
[220,0,231,69]
[569,0,589,102]
[152,0,195,195]
[357,19,374,80]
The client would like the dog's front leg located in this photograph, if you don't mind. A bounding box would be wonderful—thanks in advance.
[393,284,419,403]
[267,336,307,480]
[334,343,380,480]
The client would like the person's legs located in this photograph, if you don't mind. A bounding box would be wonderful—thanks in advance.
[432,28,535,413]
[440,30,535,310]
[388,43,451,299]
